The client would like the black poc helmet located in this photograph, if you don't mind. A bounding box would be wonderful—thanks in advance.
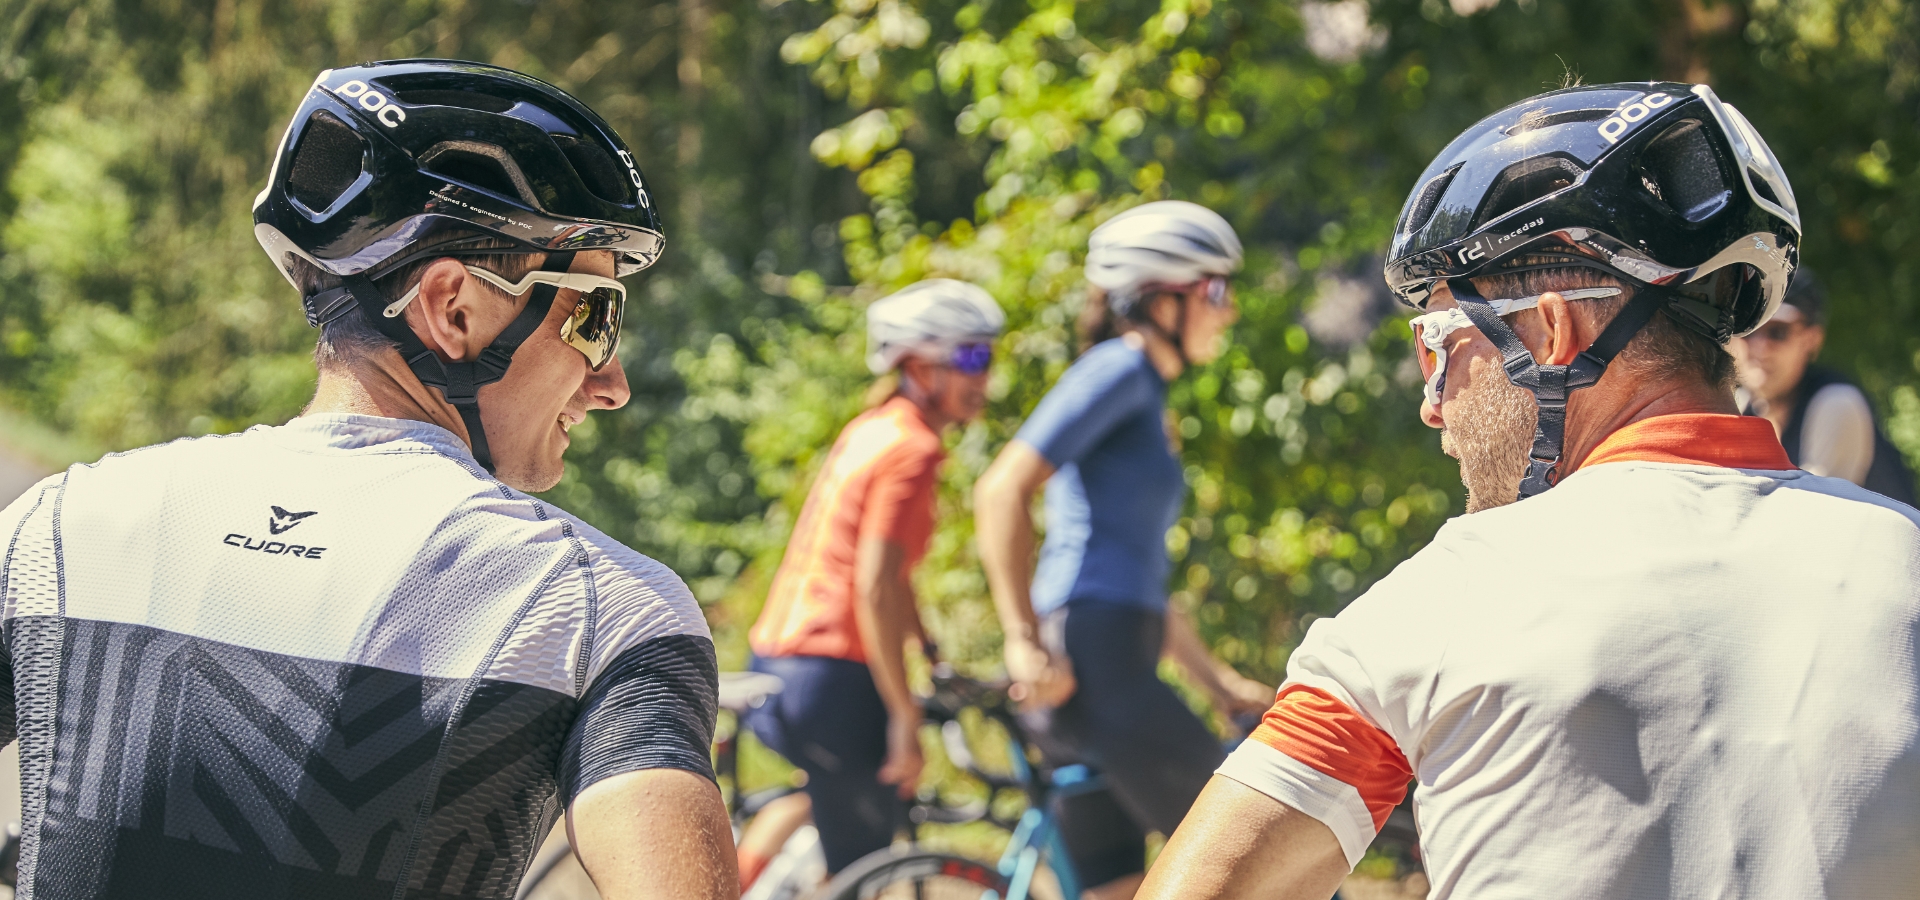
[1384,83,1801,501]
[1385,82,1799,342]
[253,60,664,472]
[254,59,664,295]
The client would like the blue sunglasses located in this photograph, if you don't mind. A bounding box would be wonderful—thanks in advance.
[951,342,994,374]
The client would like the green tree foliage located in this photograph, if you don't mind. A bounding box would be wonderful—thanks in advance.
[3,0,1918,682]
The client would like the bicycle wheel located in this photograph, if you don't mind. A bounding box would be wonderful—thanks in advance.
[810,847,1011,900]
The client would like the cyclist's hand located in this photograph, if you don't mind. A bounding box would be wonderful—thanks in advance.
[1005,638,1077,709]
[878,713,925,799]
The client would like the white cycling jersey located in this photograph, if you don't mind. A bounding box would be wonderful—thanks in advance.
[1222,414,1920,899]
[0,414,716,900]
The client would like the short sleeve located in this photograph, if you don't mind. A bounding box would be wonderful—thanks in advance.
[859,440,943,556]
[558,518,720,802]
[0,474,64,750]
[1014,344,1160,468]
[1216,538,1467,868]
[1800,383,1876,486]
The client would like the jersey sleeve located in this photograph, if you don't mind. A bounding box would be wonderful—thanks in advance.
[558,523,719,803]
[858,439,943,556]
[1215,538,1465,868]
[1799,383,1876,486]
[1014,345,1160,469]
[1,474,65,751]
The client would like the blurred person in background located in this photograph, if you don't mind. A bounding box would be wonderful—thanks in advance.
[974,201,1275,900]
[1734,268,1915,504]
[0,61,732,900]
[738,280,1004,885]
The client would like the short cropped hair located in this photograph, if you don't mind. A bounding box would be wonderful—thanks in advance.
[1469,259,1738,393]
[284,240,542,373]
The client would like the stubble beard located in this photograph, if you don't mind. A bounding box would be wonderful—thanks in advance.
[1439,365,1538,514]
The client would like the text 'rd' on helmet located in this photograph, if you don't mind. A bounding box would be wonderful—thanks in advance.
[253,59,665,309]
[1383,82,1799,341]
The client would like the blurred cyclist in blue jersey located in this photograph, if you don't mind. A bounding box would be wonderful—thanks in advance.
[974,201,1274,900]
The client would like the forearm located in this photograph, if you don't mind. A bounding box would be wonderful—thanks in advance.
[569,769,736,900]
[975,475,1041,643]
[1164,606,1231,698]
[855,559,921,720]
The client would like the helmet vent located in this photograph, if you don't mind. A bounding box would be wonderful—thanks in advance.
[1401,165,1459,235]
[1638,119,1730,223]
[1505,107,1610,136]
[393,90,517,114]
[420,141,540,207]
[552,135,631,204]
[1474,156,1584,230]
[286,110,366,214]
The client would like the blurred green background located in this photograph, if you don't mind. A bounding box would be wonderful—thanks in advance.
[2,0,1917,694]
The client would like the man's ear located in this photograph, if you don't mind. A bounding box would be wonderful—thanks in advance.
[1531,292,1583,366]
[1805,323,1827,359]
[404,259,477,363]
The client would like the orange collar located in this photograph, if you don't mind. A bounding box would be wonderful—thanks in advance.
[1578,414,1793,472]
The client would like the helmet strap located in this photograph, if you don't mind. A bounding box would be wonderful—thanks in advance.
[1445,277,1666,500]
[313,251,577,474]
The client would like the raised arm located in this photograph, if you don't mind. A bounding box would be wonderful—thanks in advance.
[569,769,737,900]
[973,440,1073,706]
[1136,776,1348,900]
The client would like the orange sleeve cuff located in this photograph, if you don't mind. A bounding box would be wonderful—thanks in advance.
[1251,685,1413,830]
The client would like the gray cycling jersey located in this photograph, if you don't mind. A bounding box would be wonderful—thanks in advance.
[0,415,718,900]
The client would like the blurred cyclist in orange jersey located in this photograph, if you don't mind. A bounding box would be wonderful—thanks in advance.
[736,280,1004,887]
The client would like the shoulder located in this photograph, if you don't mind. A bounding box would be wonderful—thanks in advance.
[1805,381,1874,422]
[560,511,711,685]
[1058,340,1157,391]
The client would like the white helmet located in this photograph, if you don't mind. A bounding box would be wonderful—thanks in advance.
[866,279,1006,374]
[1085,200,1243,315]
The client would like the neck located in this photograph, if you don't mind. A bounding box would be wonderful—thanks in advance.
[304,350,471,444]
[1121,327,1184,381]
[1562,374,1739,473]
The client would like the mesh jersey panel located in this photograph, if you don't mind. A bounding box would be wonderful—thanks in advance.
[0,416,717,900]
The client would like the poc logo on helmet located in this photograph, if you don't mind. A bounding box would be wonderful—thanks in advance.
[1598,92,1675,145]
[335,80,408,129]
[615,150,654,210]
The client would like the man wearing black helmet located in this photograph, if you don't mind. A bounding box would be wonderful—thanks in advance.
[0,62,732,899]
[1140,84,1920,900]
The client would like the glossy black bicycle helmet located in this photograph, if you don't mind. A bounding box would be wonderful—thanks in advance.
[1386,82,1799,342]
[252,60,664,472]
[1384,83,1801,501]
[254,59,663,291]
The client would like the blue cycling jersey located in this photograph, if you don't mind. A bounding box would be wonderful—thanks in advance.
[1014,339,1185,615]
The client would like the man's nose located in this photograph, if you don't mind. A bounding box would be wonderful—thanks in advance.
[1419,394,1444,429]
[586,355,632,411]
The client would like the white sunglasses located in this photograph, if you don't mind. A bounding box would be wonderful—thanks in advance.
[385,265,628,370]
[1408,287,1622,406]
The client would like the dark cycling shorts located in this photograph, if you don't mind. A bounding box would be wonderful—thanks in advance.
[1021,601,1225,888]
[745,654,902,873]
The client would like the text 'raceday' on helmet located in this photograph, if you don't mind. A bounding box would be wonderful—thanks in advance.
[252,59,665,471]
[1383,82,1801,500]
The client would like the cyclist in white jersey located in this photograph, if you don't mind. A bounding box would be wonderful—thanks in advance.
[1141,83,1920,899]
[0,60,732,899]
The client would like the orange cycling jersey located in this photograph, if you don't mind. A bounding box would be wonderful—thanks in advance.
[750,396,944,663]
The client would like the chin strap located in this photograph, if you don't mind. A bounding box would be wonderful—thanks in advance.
[1446,277,1667,501]
[305,252,576,473]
